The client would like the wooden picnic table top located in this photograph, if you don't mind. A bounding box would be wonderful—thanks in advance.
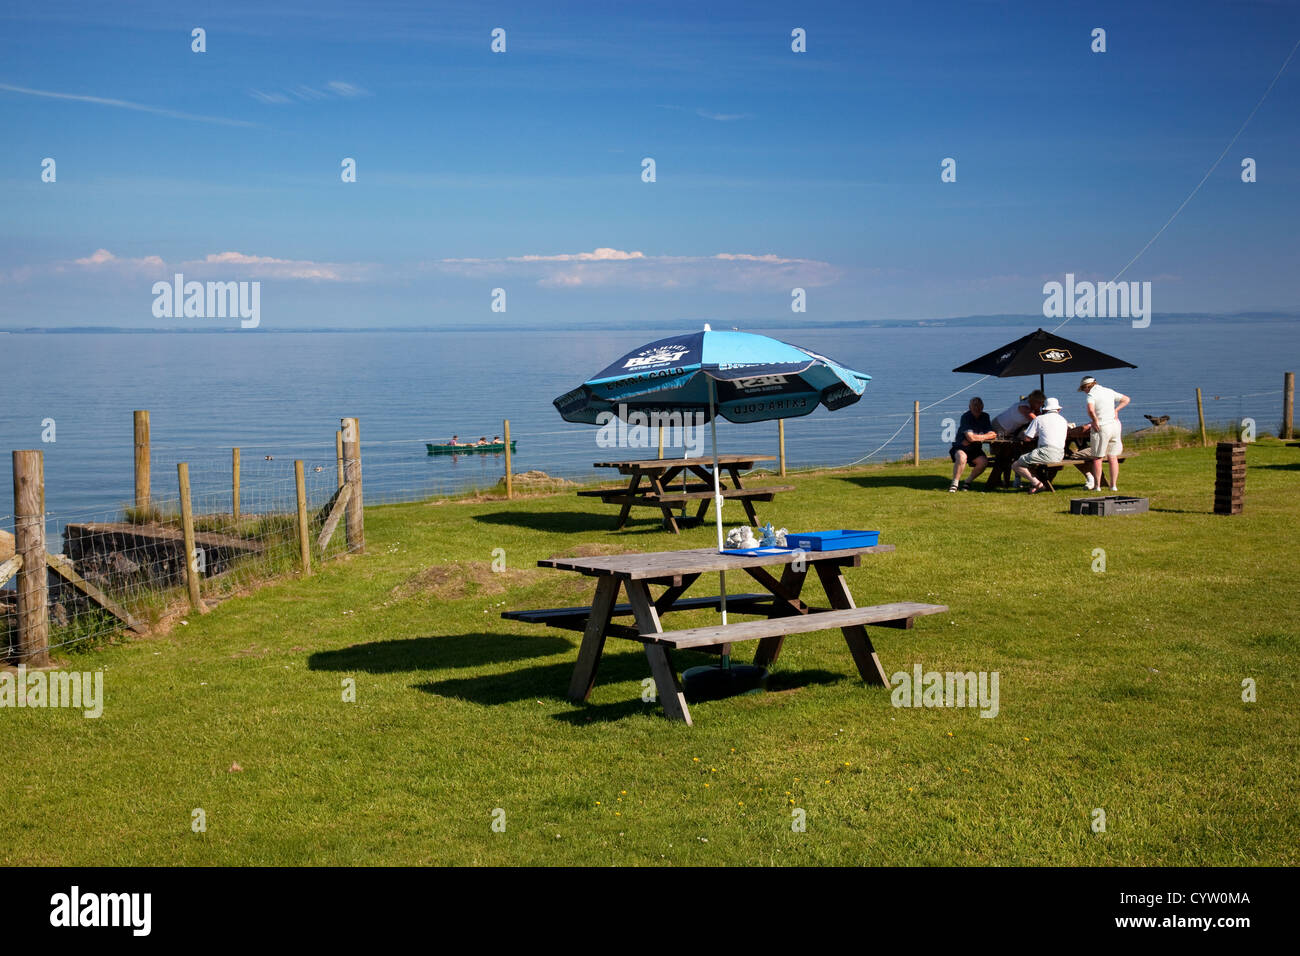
[539,544,894,580]
[591,454,775,470]
[989,424,1090,449]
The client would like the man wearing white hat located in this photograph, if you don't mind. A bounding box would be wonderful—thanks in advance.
[1078,376,1131,492]
[1012,397,1067,494]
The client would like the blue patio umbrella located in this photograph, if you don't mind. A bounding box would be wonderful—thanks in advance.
[555,326,870,428]
[554,325,871,694]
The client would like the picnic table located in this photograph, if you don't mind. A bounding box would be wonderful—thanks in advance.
[986,430,1128,492]
[985,438,1034,489]
[503,545,947,725]
[579,454,794,533]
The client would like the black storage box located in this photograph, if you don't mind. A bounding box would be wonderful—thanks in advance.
[1070,495,1149,516]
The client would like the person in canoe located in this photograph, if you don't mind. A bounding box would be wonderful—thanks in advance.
[476,436,489,445]
[449,435,461,445]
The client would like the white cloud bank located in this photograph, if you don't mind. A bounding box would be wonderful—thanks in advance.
[0,249,372,283]
[428,247,839,291]
[5,246,838,292]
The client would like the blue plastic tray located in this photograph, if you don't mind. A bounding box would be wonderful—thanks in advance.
[788,530,880,551]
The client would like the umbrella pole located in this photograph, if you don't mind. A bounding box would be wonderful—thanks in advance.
[708,379,729,670]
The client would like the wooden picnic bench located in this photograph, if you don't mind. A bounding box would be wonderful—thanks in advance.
[986,438,1132,492]
[504,545,947,725]
[1034,452,1134,492]
[583,454,793,533]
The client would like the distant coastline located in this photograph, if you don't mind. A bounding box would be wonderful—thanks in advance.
[2,311,1297,335]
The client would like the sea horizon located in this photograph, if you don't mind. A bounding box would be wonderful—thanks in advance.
[3,309,1298,335]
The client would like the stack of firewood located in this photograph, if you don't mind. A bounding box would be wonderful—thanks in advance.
[1214,442,1246,515]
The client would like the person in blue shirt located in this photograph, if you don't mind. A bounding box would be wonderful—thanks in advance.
[949,397,996,491]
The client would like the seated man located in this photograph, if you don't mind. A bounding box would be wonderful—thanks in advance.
[991,390,1045,439]
[1012,397,1068,494]
[948,397,996,492]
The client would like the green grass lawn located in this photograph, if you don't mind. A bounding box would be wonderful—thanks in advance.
[3,440,1298,865]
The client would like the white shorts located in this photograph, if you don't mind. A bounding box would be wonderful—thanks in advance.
[1089,421,1123,457]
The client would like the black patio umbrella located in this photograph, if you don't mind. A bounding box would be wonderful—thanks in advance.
[952,328,1137,394]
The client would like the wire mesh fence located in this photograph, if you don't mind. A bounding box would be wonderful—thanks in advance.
[1,452,357,661]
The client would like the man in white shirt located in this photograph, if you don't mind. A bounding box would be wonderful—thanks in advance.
[1012,397,1068,494]
[1078,376,1131,492]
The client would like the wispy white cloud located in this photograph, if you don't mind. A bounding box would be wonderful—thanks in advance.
[0,83,257,127]
[249,80,370,105]
[249,89,292,104]
[508,248,646,263]
[181,252,372,281]
[656,104,752,122]
[426,247,839,291]
[0,249,371,283]
[72,248,166,271]
[696,109,750,122]
[326,81,367,98]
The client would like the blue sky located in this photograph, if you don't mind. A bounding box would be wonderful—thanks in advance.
[1,0,1298,329]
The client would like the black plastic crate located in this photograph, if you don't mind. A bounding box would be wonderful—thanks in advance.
[1070,495,1149,516]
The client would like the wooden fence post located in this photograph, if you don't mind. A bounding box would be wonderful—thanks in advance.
[232,447,241,521]
[133,410,151,516]
[335,429,345,490]
[913,401,921,466]
[778,419,787,477]
[177,462,205,613]
[294,460,311,577]
[12,450,49,666]
[1196,388,1207,447]
[503,419,513,499]
[341,417,364,552]
[1284,372,1294,440]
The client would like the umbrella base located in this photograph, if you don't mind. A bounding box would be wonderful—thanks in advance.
[682,664,769,702]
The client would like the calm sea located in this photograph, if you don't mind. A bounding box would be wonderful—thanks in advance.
[1,321,1296,534]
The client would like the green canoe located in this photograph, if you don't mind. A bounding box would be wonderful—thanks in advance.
[426,441,516,456]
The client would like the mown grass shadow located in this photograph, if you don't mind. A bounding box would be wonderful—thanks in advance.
[551,698,661,724]
[837,474,959,492]
[416,650,651,707]
[547,667,848,724]
[1257,462,1300,472]
[546,667,849,724]
[765,668,845,692]
[308,632,572,674]
[471,510,667,535]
